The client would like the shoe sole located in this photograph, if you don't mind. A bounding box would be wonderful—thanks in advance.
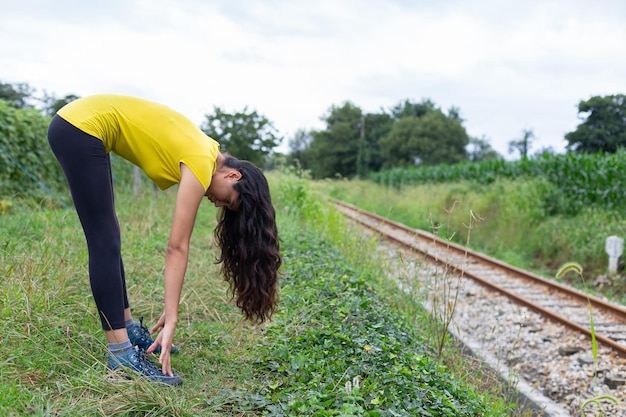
[106,368,132,384]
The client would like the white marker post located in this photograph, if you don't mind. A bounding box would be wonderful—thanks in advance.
[605,235,624,276]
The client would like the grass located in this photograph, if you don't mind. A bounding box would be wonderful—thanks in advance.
[1,188,259,416]
[269,169,528,416]
[316,177,626,300]
[2,169,528,416]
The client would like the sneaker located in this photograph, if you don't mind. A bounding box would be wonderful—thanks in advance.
[107,346,183,386]
[127,316,180,354]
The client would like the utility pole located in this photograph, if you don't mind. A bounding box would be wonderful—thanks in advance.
[356,115,366,178]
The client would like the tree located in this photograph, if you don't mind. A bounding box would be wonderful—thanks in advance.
[296,98,469,177]
[361,111,393,173]
[390,98,436,119]
[447,106,463,122]
[466,136,501,162]
[306,102,363,179]
[40,92,80,116]
[0,81,80,117]
[378,109,469,167]
[200,106,281,168]
[290,106,392,178]
[565,94,626,153]
[532,146,557,158]
[287,129,314,169]
[508,128,535,160]
[0,81,35,109]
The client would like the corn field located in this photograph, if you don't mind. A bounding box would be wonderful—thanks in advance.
[370,149,626,213]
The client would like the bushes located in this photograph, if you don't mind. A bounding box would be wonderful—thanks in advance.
[0,100,66,204]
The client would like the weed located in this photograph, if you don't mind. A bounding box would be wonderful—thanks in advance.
[556,262,618,416]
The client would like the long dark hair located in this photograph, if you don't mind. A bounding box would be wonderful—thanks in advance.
[213,157,281,323]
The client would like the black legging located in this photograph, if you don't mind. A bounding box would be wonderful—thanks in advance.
[48,115,129,330]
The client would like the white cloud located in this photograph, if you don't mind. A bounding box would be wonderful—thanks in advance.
[1,0,625,156]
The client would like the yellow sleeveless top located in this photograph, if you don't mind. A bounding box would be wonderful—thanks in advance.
[57,94,219,190]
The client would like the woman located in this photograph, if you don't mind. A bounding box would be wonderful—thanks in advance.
[47,94,281,386]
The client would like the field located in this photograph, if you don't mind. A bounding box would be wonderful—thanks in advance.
[0,170,528,416]
[316,175,626,302]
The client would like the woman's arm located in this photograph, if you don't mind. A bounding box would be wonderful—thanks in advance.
[148,163,205,376]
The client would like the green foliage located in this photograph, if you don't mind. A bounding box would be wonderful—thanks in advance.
[379,109,469,167]
[390,98,437,119]
[318,177,625,284]
[0,100,67,203]
[262,112,393,179]
[306,102,364,179]
[361,112,394,172]
[200,106,282,167]
[0,80,79,117]
[40,93,81,117]
[566,94,626,153]
[299,98,470,179]
[370,150,626,214]
[286,129,315,170]
[254,236,490,416]
[0,80,35,109]
[273,166,324,223]
[467,135,501,162]
[507,128,535,160]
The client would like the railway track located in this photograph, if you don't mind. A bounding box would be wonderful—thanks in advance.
[333,199,626,358]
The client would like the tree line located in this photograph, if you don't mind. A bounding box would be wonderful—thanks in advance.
[288,94,626,179]
[287,99,492,179]
[1,80,625,186]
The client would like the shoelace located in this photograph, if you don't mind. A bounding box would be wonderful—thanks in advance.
[133,346,161,376]
[134,346,147,370]
[133,315,156,348]
[138,316,150,337]
[136,315,179,354]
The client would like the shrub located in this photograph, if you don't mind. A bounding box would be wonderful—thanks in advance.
[0,100,66,204]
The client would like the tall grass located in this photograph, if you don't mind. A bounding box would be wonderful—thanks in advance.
[3,167,532,416]
[1,188,260,416]
[317,177,625,293]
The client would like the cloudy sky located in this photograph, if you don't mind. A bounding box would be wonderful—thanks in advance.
[1,0,625,157]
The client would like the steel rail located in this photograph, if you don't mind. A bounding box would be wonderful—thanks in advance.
[333,199,626,357]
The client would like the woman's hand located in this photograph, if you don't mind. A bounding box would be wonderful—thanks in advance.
[148,313,177,376]
[148,164,204,377]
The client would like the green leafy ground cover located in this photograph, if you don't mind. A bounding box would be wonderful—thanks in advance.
[1,170,516,416]
[247,235,490,416]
